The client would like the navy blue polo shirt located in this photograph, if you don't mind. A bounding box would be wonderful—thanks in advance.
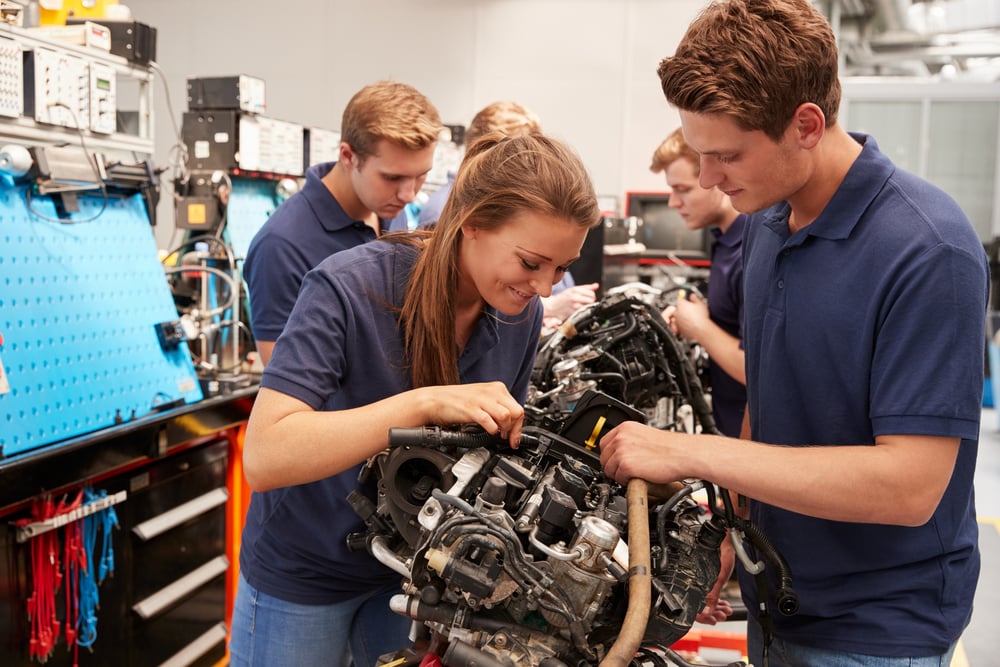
[242,162,381,342]
[417,172,456,227]
[739,134,985,655]
[706,214,747,437]
[239,240,544,604]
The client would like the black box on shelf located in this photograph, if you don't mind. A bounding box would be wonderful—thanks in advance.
[187,75,266,114]
[67,18,157,64]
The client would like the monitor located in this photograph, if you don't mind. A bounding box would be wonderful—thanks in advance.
[625,191,710,259]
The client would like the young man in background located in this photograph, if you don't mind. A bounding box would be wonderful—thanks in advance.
[653,127,747,438]
[243,80,441,364]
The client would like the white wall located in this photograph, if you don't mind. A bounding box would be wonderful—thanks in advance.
[121,0,706,250]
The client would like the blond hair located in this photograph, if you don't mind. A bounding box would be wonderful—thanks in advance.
[340,80,442,160]
[464,101,542,147]
[650,127,701,175]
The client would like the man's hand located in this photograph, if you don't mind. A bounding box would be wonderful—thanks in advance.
[541,283,599,323]
[696,534,736,625]
[662,293,710,341]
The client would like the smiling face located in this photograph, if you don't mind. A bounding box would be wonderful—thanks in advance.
[346,138,436,219]
[458,211,589,316]
[680,110,807,215]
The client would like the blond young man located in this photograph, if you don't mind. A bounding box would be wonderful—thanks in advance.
[654,128,747,438]
[244,81,442,364]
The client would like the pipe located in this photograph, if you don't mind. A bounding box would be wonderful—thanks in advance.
[599,478,651,667]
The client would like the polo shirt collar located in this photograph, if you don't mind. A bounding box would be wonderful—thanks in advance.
[302,161,376,233]
[762,133,894,243]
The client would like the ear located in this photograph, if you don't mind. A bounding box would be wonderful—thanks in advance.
[339,142,356,168]
[791,103,825,150]
[461,223,478,240]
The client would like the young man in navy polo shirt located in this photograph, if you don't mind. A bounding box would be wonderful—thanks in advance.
[243,80,441,364]
[600,0,985,663]
[654,127,747,439]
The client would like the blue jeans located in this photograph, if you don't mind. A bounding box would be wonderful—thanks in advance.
[229,573,411,666]
[747,617,957,667]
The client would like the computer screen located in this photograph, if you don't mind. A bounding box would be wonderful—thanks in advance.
[625,191,709,258]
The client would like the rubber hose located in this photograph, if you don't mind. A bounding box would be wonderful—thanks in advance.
[600,478,651,667]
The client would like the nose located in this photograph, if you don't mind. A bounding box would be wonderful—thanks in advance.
[699,156,723,190]
[668,191,682,208]
[398,178,418,203]
[530,273,556,298]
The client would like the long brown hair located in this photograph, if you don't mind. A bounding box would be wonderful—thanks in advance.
[399,132,600,387]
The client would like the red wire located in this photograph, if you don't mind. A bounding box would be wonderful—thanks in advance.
[22,491,87,662]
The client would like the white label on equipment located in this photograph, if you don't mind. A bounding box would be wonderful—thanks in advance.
[194,140,210,159]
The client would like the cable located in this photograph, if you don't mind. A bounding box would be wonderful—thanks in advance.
[161,233,237,276]
[149,61,189,183]
[77,488,118,650]
[162,264,239,317]
[24,102,109,224]
[25,494,61,662]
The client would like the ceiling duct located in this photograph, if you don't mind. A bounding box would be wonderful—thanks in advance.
[829,0,1000,78]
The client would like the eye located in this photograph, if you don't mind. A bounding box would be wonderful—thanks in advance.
[520,258,540,271]
[717,155,737,165]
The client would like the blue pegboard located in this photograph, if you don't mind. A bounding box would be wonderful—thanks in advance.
[0,185,203,457]
[224,177,281,263]
[221,176,282,329]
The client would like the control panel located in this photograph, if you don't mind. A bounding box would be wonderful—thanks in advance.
[238,114,303,176]
[1,28,137,142]
[305,126,341,167]
[0,37,23,119]
[183,110,305,177]
[88,61,116,133]
[25,46,91,128]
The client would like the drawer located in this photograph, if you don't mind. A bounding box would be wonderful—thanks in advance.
[131,566,228,667]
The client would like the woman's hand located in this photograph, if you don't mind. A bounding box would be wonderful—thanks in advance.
[418,381,525,447]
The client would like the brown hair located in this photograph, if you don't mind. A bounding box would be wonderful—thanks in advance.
[464,101,542,147]
[657,0,841,140]
[650,127,701,175]
[399,132,600,387]
[340,80,442,160]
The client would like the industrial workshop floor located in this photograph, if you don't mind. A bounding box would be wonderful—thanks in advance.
[686,407,1000,667]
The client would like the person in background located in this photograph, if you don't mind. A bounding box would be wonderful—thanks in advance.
[600,0,985,664]
[413,100,599,326]
[653,127,747,438]
[243,80,441,365]
[229,132,601,666]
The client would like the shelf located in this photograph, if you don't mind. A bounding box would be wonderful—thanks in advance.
[0,21,154,157]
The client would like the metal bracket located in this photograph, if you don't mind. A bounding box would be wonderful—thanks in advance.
[15,489,127,543]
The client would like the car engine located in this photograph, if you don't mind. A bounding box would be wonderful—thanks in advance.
[351,287,796,667]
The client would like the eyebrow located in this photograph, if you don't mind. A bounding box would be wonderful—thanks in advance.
[516,245,580,263]
[379,166,432,178]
